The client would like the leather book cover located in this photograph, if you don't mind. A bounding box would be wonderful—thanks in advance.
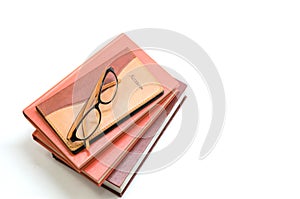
[23,33,179,169]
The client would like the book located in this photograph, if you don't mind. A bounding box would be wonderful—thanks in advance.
[32,86,180,182]
[23,34,179,169]
[32,81,187,195]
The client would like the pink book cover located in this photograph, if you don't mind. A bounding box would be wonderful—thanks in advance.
[23,33,179,170]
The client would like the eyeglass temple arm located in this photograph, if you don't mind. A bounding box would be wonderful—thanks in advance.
[101,78,121,92]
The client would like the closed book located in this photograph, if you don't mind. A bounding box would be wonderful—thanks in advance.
[32,81,186,195]
[23,33,179,169]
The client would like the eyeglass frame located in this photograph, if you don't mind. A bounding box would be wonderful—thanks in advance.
[68,66,118,142]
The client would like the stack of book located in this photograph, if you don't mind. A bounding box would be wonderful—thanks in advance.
[23,34,187,196]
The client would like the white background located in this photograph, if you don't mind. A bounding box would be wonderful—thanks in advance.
[1,1,300,198]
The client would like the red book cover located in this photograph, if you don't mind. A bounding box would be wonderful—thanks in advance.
[23,33,179,169]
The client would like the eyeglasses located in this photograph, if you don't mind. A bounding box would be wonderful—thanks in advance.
[68,66,118,143]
